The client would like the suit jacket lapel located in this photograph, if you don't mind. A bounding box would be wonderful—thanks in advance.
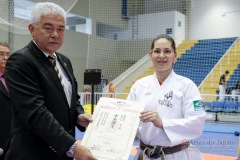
[0,81,9,98]
[27,41,69,105]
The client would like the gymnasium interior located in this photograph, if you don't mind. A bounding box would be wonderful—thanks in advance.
[1,0,240,159]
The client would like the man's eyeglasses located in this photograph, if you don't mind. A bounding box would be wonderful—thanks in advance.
[151,49,174,55]
[0,52,10,58]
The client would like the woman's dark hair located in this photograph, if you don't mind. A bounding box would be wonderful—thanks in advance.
[150,34,176,51]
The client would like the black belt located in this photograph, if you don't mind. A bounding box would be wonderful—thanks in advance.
[138,140,189,160]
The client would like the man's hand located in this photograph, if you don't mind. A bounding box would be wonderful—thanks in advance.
[78,113,93,128]
[74,141,97,160]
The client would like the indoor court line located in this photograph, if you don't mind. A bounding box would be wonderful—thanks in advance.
[76,122,240,160]
[77,140,239,160]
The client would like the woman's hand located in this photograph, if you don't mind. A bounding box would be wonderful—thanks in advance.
[140,110,163,128]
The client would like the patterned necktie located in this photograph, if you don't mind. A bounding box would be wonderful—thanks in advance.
[48,55,65,88]
[0,74,8,91]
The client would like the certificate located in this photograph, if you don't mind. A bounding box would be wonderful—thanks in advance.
[81,97,145,160]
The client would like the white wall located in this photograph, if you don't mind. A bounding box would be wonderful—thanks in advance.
[0,28,11,46]
[174,11,185,46]
[137,11,185,45]
[118,11,185,45]
[138,11,175,39]
[189,0,240,40]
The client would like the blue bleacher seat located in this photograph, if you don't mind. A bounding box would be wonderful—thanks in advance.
[210,101,224,112]
[227,64,240,88]
[236,102,240,113]
[223,102,237,113]
[203,101,213,111]
[174,37,237,86]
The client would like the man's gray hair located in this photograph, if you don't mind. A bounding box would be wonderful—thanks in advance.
[31,2,66,24]
[0,41,10,49]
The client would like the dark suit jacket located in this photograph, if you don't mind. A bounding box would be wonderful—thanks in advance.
[5,41,85,160]
[0,79,12,160]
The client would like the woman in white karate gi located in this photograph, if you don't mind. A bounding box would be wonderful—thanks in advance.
[127,34,206,160]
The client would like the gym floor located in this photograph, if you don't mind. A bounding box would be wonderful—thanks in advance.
[76,122,240,160]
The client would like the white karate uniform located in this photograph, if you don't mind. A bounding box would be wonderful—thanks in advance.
[218,84,226,101]
[127,71,206,160]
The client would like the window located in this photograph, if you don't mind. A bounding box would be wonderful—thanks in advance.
[166,28,172,34]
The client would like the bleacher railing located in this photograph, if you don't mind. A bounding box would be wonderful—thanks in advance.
[79,92,240,123]
[79,92,239,106]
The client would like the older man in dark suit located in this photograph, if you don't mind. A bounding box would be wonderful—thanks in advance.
[5,2,96,160]
[0,42,12,160]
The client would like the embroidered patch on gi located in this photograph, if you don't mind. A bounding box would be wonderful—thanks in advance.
[193,100,205,111]
[158,91,173,107]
